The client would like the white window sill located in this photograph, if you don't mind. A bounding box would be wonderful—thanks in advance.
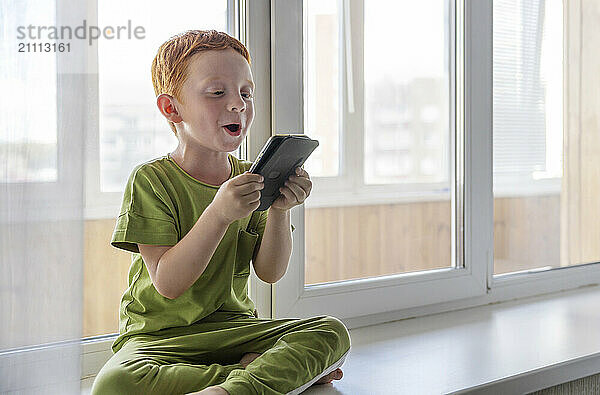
[80,285,600,394]
[324,285,600,394]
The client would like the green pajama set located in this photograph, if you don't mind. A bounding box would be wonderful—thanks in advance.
[91,153,351,395]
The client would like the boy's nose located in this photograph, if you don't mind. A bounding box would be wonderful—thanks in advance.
[229,104,245,112]
[228,96,246,112]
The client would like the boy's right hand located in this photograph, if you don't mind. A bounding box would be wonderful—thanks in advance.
[209,171,265,225]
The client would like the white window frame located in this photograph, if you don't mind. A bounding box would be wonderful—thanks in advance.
[271,0,490,319]
[270,0,600,326]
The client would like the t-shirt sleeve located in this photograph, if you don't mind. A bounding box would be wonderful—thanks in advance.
[111,166,179,254]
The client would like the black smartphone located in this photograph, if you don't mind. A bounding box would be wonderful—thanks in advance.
[249,134,319,211]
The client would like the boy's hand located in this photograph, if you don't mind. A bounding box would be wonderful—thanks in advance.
[210,172,264,224]
[271,167,312,212]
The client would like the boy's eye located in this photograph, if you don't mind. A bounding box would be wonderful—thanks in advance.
[210,90,253,99]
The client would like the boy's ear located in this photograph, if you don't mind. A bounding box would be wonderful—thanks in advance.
[157,94,183,123]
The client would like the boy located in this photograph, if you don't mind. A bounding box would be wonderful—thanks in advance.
[91,30,350,395]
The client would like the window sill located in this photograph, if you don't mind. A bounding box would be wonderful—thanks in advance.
[328,285,600,394]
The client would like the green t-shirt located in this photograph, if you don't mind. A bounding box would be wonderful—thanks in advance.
[110,153,293,353]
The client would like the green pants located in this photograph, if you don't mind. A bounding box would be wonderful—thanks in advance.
[91,312,351,394]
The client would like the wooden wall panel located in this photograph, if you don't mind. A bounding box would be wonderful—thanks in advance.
[305,201,453,286]
[563,0,600,267]
[578,1,600,264]
[83,219,130,338]
[493,196,561,275]
[305,197,562,285]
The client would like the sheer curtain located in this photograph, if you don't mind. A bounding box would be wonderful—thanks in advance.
[1,1,85,393]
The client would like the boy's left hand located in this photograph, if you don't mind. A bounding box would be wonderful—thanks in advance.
[270,167,312,211]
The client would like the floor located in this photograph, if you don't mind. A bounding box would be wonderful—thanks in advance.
[82,285,600,394]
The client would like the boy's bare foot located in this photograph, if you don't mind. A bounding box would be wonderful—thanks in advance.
[239,352,262,368]
[315,368,343,384]
[239,352,343,386]
[186,385,229,395]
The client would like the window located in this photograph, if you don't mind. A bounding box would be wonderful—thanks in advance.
[492,0,600,275]
[271,0,490,320]
[273,0,600,323]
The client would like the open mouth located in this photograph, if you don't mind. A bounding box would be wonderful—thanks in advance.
[224,123,241,134]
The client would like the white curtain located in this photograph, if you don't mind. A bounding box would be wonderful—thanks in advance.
[0,1,85,393]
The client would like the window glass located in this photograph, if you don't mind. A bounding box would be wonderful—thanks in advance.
[303,0,453,286]
[0,0,57,183]
[364,0,450,185]
[492,0,599,274]
[303,0,340,177]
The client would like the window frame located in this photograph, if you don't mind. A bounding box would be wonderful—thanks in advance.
[270,0,600,324]
[271,0,491,320]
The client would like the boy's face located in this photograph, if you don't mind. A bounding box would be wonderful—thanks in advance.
[173,48,255,154]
